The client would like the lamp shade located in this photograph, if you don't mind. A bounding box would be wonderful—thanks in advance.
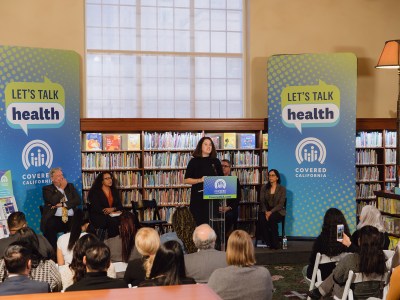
[376,40,400,69]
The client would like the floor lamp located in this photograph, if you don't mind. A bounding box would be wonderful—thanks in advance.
[375,40,400,188]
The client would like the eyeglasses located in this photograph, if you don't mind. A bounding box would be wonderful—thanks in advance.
[269,174,277,177]
[222,165,230,168]
[103,177,112,180]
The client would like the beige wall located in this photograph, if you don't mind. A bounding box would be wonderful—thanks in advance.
[248,0,400,118]
[0,0,399,118]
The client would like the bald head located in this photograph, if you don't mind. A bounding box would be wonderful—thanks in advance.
[193,224,217,250]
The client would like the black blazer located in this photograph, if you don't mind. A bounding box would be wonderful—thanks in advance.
[40,183,81,232]
[87,188,123,229]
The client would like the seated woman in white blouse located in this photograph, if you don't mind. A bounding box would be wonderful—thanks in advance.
[57,209,89,266]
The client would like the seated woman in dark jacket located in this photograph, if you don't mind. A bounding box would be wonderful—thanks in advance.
[341,205,389,252]
[306,208,351,280]
[88,172,123,239]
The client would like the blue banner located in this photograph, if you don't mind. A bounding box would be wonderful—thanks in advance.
[268,53,357,237]
[0,45,81,232]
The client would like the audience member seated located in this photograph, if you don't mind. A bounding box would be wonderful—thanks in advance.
[65,242,127,291]
[0,212,54,260]
[104,211,140,278]
[160,206,197,254]
[255,168,286,249]
[124,227,160,286]
[139,240,195,287]
[0,244,50,295]
[105,211,140,262]
[0,227,62,292]
[41,167,81,250]
[305,208,351,280]
[208,230,273,300]
[308,226,388,299]
[184,224,227,283]
[57,209,89,266]
[341,205,389,252]
[87,172,123,239]
[59,233,116,290]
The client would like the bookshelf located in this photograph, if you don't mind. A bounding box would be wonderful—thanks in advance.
[81,118,267,234]
[375,190,400,250]
[355,118,396,217]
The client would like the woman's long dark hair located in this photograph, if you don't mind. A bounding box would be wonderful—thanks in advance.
[12,227,46,267]
[358,225,386,275]
[89,172,116,191]
[316,208,351,257]
[192,137,217,158]
[171,207,197,254]
[69,233,100,283]
[265,169,281,190]
[149,240,186,285]
[68,209,90,251]
[119,211,137,263]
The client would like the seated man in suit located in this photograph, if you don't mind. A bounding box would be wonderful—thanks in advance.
[184,224,227,283]
[65,242,127,291]
[219,159,240,237]
[0,212,54,259]
[0,244,50,295]
[41,167,81,250]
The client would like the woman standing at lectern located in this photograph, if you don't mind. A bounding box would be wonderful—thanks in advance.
[184,137,223,226]
[256,168,286,249]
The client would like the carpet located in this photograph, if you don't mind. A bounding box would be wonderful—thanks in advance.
[264,264,309,300]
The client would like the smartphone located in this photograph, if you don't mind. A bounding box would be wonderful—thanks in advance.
[337,224,344,241]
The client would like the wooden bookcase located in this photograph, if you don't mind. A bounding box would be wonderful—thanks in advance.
[81,117,398,236]
[81,118,267,233]
[355,118,396,216]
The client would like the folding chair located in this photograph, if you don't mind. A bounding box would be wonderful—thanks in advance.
[307,252,351,299]
[131,199,167,234]
[333,270,390,300]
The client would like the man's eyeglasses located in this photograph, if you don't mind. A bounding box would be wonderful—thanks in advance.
[222,165,230,168]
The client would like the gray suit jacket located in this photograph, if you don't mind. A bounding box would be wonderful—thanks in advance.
[184,248,227,283]
[0,275,49,295]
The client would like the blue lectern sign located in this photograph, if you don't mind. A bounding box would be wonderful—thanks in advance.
[203,176,238,199]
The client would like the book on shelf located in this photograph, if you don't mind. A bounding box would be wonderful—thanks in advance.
[223,133,236,149]
[239,133,256,149]
[84,133,102,151]
[123,133,141,150]
[262,133,268,149]
[103,134,122,151]
[208,134,222,150]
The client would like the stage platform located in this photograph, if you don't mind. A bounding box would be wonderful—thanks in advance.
[254,239,313,265]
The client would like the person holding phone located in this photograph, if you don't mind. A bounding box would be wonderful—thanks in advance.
[184,137,223,226]
[305,208,351,281]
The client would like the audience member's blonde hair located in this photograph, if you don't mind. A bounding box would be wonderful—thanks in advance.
[226,230,255,267]
[135,227,160,278]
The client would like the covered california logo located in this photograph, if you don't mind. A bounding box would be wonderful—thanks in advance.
[5,77,65,135]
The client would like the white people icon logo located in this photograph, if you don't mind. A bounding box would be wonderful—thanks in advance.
[214,179,227,189]
[295,137,326,165]
[22,140,53,170]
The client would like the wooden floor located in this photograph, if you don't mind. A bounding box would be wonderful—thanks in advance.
[254,239,313,265]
